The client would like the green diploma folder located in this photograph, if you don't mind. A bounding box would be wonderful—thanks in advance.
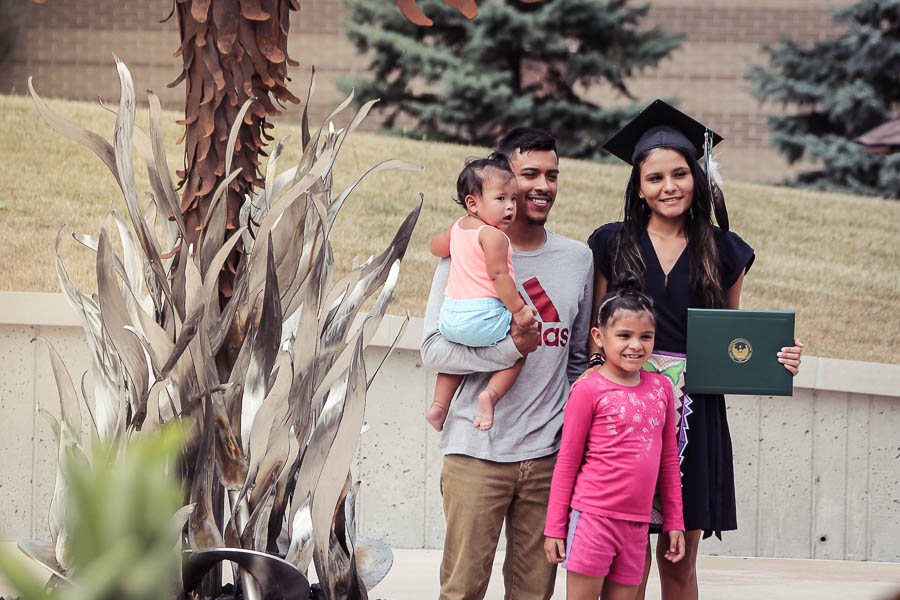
[686,308,795,396]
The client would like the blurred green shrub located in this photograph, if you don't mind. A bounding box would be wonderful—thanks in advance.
[0,426,186,600]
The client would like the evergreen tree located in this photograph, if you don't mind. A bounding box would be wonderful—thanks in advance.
[0,1,25,64]
[342,0,683,158]
[749,0,900,198]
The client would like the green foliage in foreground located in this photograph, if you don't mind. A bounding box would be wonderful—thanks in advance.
[748,0,900,198]
[0,426,185,600]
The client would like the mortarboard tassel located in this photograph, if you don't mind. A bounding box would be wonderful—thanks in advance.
[704,130,729,231]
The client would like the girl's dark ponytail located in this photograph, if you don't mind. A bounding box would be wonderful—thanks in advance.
[595,288,655,329]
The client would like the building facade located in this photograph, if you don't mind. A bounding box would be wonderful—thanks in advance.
[0,0,843,183]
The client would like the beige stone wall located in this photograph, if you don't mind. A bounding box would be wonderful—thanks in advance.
[0,1,844,183]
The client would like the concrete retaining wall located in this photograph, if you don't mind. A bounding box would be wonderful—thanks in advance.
[1,291,897,561]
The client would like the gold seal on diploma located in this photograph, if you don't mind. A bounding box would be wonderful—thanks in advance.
[728,338,752,363]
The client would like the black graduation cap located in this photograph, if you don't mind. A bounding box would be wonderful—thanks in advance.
[603,99,723,165]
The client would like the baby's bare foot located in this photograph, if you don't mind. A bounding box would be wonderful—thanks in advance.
[426,401,449,432]
[474,388,499,431]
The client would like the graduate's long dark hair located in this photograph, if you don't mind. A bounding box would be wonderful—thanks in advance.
[609,147,728,309]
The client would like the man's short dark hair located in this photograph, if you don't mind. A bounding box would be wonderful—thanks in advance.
[495,127,558,158]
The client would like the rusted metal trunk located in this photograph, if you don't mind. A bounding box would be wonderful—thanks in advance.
[172,0,301,298]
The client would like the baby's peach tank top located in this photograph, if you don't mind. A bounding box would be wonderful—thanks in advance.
[444,218,515,300]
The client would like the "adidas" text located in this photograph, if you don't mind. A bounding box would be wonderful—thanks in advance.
[536,322,569,347]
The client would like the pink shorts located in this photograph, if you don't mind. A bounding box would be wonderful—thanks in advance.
[562,509,649,585]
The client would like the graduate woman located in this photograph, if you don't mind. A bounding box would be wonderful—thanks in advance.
[587,101,804,599]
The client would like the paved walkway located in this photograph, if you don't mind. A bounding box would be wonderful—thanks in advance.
[2,544,898,598]
[371,549,900,600]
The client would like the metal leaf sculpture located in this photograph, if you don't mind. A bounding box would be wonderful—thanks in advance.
[25,59,421,600]
[25,0,543,305]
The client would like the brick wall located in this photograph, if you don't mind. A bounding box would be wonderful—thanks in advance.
[0,0,845,183]
[0,0,361,125]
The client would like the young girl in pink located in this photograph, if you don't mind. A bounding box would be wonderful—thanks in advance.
[425,155,537,432]
[544,289,684,600]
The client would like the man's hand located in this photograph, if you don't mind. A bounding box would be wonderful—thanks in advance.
[544,536,566,564]
[513,305,537,328]
[511,317,540,355]
[664,530,685,563]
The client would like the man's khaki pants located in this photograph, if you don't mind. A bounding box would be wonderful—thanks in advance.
[439,453,557,600]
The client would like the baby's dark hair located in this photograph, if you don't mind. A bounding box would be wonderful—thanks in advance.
[454,153,515,207]
[595,288,656,329]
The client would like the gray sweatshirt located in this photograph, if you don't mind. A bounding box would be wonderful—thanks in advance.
[421,230,594,462]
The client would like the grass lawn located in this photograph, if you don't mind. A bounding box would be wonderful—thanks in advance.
[1,94,898,364]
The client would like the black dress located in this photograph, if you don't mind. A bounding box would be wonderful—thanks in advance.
[587,222,755,539]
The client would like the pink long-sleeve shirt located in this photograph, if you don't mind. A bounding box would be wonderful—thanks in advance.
[545,370,684,538]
